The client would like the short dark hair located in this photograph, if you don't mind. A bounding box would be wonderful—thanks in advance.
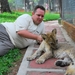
[33,5,45,12]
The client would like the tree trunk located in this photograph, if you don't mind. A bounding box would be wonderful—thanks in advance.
[1,0,11,13]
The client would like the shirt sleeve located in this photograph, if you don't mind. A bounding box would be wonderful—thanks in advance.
[14,14,31,31]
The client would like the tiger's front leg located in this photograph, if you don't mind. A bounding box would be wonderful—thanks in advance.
[36,51,52,64]
[26,41,45,61]
[36,42,53,64]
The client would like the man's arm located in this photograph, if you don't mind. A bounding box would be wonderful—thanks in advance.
[17,30,43,42]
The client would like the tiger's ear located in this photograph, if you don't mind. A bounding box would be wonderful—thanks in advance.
[52,29,57,34]
[41,34,47,40]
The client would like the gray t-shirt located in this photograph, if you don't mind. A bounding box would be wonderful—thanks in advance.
[2,14,45,48]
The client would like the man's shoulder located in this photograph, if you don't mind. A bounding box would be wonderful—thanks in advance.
[16,14,32,22]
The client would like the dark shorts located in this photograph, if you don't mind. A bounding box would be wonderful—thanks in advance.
[0,24,15,56]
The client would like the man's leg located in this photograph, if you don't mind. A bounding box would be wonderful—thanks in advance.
[0,41,15,56]
[0,24,15,56]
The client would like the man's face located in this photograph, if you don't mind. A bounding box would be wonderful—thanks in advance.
[32,8,45,25]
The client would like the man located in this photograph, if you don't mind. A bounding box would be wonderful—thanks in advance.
[0,5,45,56]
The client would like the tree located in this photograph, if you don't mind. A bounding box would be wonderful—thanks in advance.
[0,0,11,13]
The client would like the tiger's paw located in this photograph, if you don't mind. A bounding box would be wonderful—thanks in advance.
[55,60,69,67]
[36,58,45,64]
[26,56,36,61]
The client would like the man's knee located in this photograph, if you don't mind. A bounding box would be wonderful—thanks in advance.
[0,49,10,56]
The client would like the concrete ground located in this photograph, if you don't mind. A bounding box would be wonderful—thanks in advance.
[17,20,75,75]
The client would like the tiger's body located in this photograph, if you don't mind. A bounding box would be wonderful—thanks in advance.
[27,29,75,75]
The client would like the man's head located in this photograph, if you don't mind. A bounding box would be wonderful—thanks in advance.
[32,5,45,25]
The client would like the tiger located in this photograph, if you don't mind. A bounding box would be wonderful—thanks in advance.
[26,29,75,75]
[27,29,58,64]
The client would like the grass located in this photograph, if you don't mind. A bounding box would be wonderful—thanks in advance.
[0,48,21,75]
[0,12,60,75]
[44,12,60,21]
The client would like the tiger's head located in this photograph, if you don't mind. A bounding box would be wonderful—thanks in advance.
[41,29,59,50]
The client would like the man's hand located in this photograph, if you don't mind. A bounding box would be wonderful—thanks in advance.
[36,35,43,43]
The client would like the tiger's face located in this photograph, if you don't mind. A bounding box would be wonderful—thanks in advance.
[41,29,59,50]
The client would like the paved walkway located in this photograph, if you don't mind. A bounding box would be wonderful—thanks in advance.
[17,20,75,75]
